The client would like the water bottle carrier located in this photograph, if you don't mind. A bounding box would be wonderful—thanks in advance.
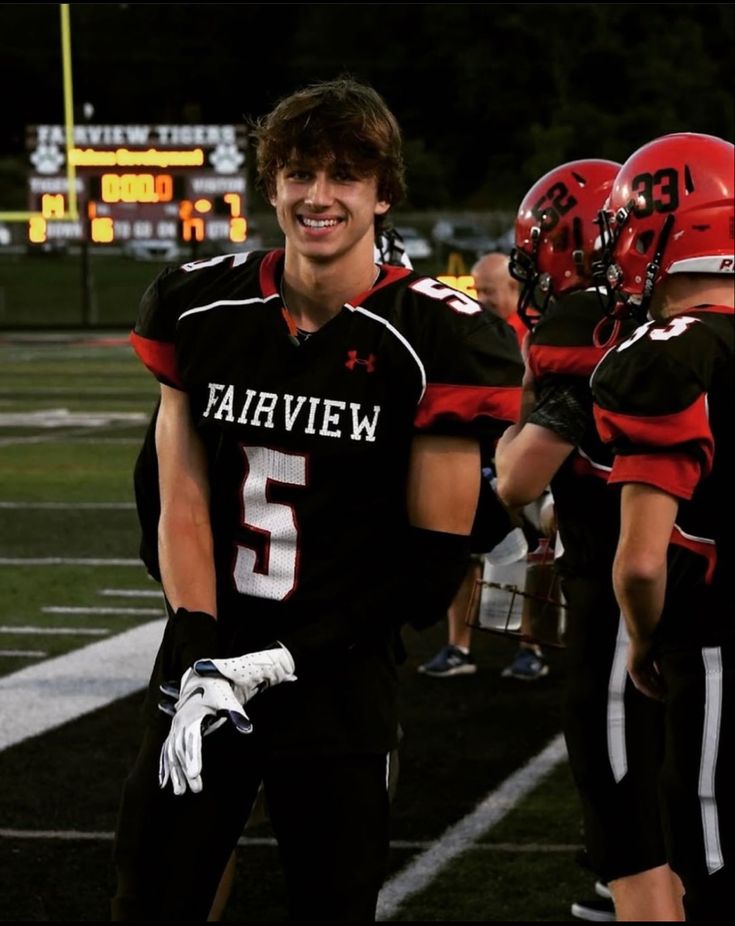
[467,536,567,648]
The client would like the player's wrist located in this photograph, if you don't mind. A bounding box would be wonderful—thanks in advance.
[160,606,220,680]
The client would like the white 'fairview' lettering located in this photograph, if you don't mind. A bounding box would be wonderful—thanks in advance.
[202,384,381,442]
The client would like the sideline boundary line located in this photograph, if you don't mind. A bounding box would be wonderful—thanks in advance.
[0,619,164,751]
[0,827,581,855]
[376,734,568,920]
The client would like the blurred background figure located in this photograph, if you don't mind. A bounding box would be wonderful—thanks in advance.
[418,251,549,682]
[375,224,413,269]
[471,251,528,346]
[474,250,552,681]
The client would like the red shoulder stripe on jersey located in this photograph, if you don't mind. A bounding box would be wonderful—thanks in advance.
[670,524,717,583]
[507,312,527,348]
[354,264,412,305]
[594,393,713,470]
[414,383,521,429]
[529,343,608,378]
[130,331,183,389]
[258,249,285,296]
[608,452,702,500]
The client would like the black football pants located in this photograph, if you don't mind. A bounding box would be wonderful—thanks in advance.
[657,644,733,922]
[561,574,668,882]
[111,719,391,921]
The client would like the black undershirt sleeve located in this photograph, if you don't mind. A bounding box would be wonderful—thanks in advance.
[279,526,472,668]
[526,375,590,447]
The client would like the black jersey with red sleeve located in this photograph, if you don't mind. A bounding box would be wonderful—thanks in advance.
[130,249,523,751]
[524,290,638,577]
[591,306,734,649]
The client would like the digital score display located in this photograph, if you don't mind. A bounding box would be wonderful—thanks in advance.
[99,173,175,203]
[26,124,249,249]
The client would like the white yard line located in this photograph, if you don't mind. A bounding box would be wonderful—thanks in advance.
[0,828,581,854]
[98,589,162,598]
[0,436,142,447]
[0,558,141,566]
[0,619,164,751]
[375,734,568,920]
[0,502,135,509]
[0,650,46,658]
[42,606,164,616]
[0,626,109,635]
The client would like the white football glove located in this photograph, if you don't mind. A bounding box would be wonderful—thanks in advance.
[158,667,253,796]
[194,642,297,702]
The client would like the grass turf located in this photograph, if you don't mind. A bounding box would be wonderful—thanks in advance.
[0,330,593,921]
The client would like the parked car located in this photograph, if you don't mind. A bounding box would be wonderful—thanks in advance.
[123,239,182,262]
[491,226,516,255]
[395,225,433,260]
[431,219,497,263]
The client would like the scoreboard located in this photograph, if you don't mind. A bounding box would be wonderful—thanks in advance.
[26,123,249,248]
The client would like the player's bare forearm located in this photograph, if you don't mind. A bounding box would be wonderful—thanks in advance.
[495,422,572,509]
[156,384,218,617]
[613,566,667,644]
[613,482,678,699]
[406,434,480,534]
[613,482,677,642]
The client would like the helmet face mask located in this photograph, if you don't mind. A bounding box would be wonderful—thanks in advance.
[511,158,621,328]
[596,133,735,317]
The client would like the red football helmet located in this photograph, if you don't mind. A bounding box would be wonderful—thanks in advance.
[598,133,734,313]
[510,158,621,325]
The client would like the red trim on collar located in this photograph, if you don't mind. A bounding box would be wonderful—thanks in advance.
[258,252,410,307]
[259,249,285,297]
[352,264,412,305]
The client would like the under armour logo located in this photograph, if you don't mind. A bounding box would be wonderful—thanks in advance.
[345,351,377,372]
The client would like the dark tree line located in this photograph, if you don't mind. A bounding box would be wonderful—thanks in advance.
[1,3,733,210]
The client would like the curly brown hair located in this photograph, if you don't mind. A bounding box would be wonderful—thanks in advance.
[251,77,406,227]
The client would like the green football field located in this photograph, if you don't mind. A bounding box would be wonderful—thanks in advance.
[0,331,596,922]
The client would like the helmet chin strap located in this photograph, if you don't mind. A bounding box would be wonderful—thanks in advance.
[593,205,676,323]
[640,213,675,314]
[571,216,586,277]
[591,313,622,350]
[592,206,623,319]
[510,225,553,329]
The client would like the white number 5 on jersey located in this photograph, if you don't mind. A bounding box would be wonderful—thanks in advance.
[233,446,307,599]
[410,278,482,315]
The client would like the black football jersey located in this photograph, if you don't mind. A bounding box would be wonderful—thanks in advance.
[591,306,734,649]
[131,249,523,751]
[525,290,638,577]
